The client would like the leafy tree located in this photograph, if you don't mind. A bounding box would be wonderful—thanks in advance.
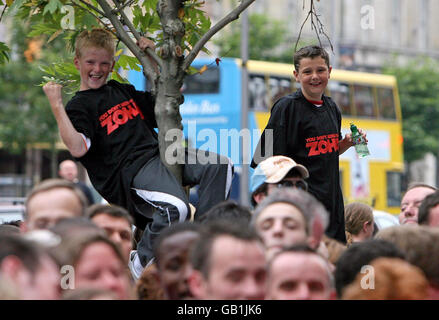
[384,57,439,163]
[0,18,75,179]
[0,0,255,183]
[214,13,292,63]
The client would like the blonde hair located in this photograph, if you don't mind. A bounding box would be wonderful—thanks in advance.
[75,28,115,58]
[342,257,429,300]
[344,202,373,246]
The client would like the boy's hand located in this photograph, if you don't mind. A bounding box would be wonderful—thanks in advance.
[339,128,368,155]
[43,82,63,109]
[137,37,156,52]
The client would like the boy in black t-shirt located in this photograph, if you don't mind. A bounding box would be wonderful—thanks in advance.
[43,29,233,279]
[251,46,367,243]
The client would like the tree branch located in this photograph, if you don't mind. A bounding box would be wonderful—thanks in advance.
[78,0,105,16]
[96,0,161,94]
[182,0,256,71]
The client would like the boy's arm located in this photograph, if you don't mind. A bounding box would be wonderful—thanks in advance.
[43,82,88,158]
[338,128,368,155]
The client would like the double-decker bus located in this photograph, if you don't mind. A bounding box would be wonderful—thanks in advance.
[129,57,404,214]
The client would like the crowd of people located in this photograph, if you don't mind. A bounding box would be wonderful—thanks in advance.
[1,28,438,300]
[1,157,439,300]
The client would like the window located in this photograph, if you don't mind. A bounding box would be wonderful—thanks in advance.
[249,75,268,111]
[377,87,396,119]
[328,82,352,116]
[387,171,403,207]
[269,76,293,107]
[353,85,376,118]
[181,67,220,94]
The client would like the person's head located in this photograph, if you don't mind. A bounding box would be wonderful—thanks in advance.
[58,160,78,182]
[266,244,335,300]
[198,200,252,224]
[50,217,103,239]
[342,257,429,300]
[375,225,439,294]
[57,233,133,300]
[153,222,201,300]
[344,202,374,245]
[418,191,439,227]
[250,156,309,207]
[23,179,88,232]
[189,221,266,300]
[293,45,331,101]
[334,239,405,298]
[87,204,134,263]
[399,183,436,225]
[252,188,328,258]
[0,235,61,300]
[74,28,116,91]
[136,263,164,300]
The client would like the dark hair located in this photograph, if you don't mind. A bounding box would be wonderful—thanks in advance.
[49,217,102,239]
[198,200,252,224]
[268,244,316,270]
[293,45,330,72]
[153,222,201,267]
[190,220,261,278]
[0,235,46,274]
[87,203,134,226]
[251,183,268,207]
[334,239,405,298]
[418,191,439,225]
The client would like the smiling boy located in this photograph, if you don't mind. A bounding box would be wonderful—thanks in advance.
[252,45,366,243]
[43,29,233,279]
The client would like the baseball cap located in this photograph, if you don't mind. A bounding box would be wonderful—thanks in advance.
[250,156,309,193]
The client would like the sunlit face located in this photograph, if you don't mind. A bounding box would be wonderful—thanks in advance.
[91,213,133,263]
[74,242,131,300]
[157,231,200,300]
[197,236,266,300]
[267,252,333,300]
[256,203,308,259]
[294,57,331,101]
[400,187,435,225]
[74,46,114,91]
[25,188,83,231]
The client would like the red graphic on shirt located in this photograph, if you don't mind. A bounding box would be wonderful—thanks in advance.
[305,134,339,156]
[99,99,144,135]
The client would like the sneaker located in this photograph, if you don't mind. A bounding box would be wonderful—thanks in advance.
[128,250,143,281]
[128,250,156,281]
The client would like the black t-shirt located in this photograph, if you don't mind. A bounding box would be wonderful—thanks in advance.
[251,89,346,242]
[65,80,159,209]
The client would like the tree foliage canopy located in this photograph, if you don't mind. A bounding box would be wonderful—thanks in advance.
[384,57,439,163]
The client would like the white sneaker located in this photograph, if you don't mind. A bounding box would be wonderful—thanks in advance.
[128,250,143,281]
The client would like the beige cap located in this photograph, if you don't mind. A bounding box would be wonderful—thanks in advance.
[251,156,309,192]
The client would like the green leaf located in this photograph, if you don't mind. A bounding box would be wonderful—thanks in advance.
[43,0,62,16]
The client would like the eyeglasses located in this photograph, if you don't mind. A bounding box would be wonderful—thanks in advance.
[275,180,308,191]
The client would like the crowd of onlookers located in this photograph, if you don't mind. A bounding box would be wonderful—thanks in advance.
[1,156,439,300]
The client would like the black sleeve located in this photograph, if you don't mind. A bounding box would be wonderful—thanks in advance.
[65,99,95,142]
[251,97,290,168]
[124,83,157,128]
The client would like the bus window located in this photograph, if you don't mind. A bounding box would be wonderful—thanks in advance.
[181,67,220,94]
[353,85,376,118]
[377,87,396,119]
[386,171,402,207]
[249,75,268,111]
[328,81,351,116]
[269,77,293,106]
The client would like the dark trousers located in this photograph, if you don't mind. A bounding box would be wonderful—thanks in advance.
[132,148,233,266]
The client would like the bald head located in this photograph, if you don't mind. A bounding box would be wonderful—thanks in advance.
[400,185,436,225]
[59,160,78,182]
